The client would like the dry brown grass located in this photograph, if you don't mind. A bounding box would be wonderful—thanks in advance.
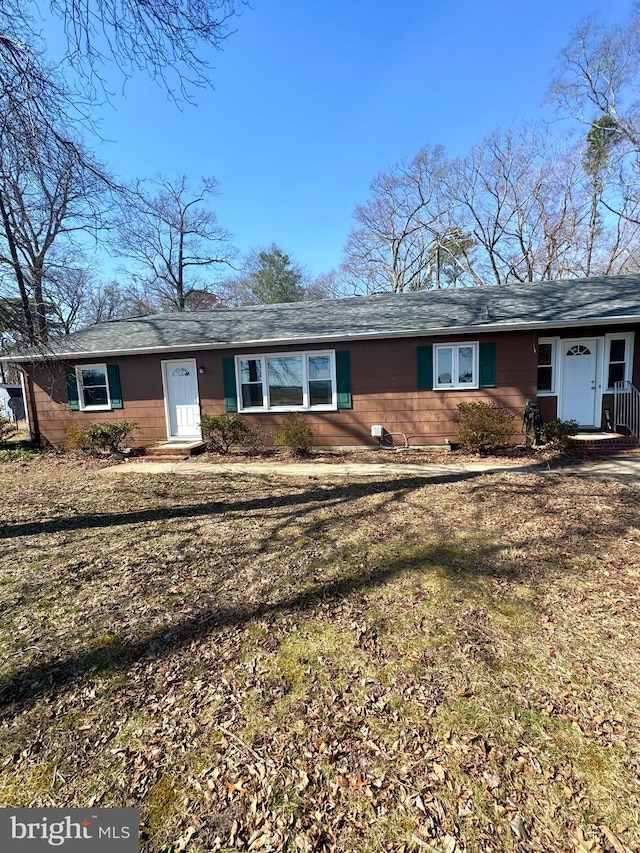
[1,455,640,852]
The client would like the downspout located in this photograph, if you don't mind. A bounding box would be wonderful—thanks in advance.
[18,367,39,444]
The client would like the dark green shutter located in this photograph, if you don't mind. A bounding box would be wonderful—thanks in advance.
[417,345,433,390]
[107,364,123,409]
[222,357,238,412]
[479,342,496,388]
[66,367,80,410]
[335,350,352,409]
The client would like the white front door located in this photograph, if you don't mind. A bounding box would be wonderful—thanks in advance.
[560,339,599,427]
[164,359,201,439]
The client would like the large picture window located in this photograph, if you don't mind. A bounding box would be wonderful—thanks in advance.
[434,343,478,389]
[236,351,336,411]
[76,364,111,411]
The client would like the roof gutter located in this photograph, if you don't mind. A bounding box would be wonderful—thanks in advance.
[2,314,639,363]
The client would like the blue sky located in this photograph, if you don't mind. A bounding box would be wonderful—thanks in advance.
[58,0,637,280]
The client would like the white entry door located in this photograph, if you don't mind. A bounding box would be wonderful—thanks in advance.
[164,359,201,439]
[560,339,599,426]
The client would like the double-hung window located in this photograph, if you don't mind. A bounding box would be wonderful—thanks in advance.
[537,338,557,394]
[76,364,111,410]
[66,363,123,411]
[434,343,478,389]
[236,351,336,411]
[605,333,634,390]
[239,358,265,408]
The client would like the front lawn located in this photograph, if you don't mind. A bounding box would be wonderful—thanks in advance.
[1,458,639,852]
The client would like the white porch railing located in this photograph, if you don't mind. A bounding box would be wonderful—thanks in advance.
[613,380,640,442]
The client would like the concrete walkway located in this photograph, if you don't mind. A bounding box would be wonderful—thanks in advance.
[97,454,640,483]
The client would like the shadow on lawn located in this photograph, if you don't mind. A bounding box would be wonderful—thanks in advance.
[1,469,631,714]
[0,535,503,713]
[0,472,486,540]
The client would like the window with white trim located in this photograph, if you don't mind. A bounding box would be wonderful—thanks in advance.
[434,343,478,389]
[76,364,111,411]
[605,332,634,390]
[537,338,556,394]
[236,351,336,411]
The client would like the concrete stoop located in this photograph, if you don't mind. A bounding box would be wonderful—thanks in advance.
[569,432,638,454]
[139,440,206,461]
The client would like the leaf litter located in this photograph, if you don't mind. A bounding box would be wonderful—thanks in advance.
[0,457,639,851]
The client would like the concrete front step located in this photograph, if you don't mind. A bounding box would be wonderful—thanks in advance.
[134,454,190,462]
[142,441,206,458]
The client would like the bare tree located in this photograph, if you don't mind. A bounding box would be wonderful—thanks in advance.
[1,1,246,115]
[0,0,246,346]
[342,146,467,293]
[0,0,247,222]
[0,6,80,157]
[50,0,246,101]
[79,280,130,325]
[343,122,640,293]
[452,125,640,283]
[342,7,640,294]
[453,127,576,283]
[305,269,353,300]
[550,13,640,150]
[549,11,640,228]
[0,126,109,344]
[116,175,235,311]
[43,262,113,334]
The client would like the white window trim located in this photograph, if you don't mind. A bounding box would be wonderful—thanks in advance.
[75,363,111,411]
[235,350,337,412]
[433,342,479,390]
[602,331,635,392]
[537,337,559,396]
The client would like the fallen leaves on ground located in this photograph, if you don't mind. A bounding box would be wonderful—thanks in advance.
[0,457,639,852]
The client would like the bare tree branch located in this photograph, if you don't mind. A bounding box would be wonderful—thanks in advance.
[115,175,236,311]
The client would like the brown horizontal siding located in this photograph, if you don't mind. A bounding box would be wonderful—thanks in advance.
[200,333,535,447]
[26,355,171,447]
[345,335,533,445]
[537,397,557,423]
[24,336,534,448]
[35,326,640,448]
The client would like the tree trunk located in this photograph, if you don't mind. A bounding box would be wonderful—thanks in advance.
[585,178,601,277]
[31,262,48,342]
[0,193,36,344]
[177,227,185,310]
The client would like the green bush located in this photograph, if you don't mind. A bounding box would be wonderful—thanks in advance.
[543,418,579,446]
[0,415,17,444]
[84,421,137,455]
[0,448,40,462]
[452,401,515,452]
[273,413,313,457]
[200,413,250,454]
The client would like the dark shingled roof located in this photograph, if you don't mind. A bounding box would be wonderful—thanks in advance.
[5,274,640,362]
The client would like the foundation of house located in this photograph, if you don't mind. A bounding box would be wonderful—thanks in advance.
[569,432,638,453]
